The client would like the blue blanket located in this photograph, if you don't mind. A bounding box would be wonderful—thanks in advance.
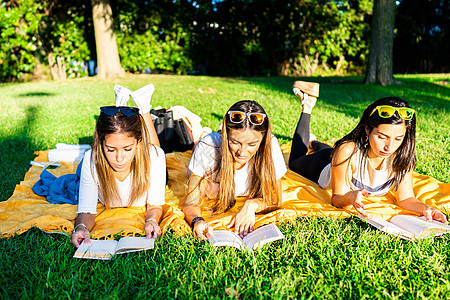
[32,162,82,205]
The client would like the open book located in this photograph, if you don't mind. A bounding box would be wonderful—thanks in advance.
[73,237,155,260]
[357,214,450,240]
[207,224,285,251]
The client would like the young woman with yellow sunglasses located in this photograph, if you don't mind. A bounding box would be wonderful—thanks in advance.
[289,83,447,224]
[183,100,287,239]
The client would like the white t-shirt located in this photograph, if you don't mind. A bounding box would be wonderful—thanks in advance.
[77,146,166,214]
[188,132,287,196]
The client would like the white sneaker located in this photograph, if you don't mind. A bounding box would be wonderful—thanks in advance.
[114,84,132,107]
[130,83,155,115]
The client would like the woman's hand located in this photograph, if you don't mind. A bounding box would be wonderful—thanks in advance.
[193,220,213,240]
[423,206,448,224]
[345,189,371,217]
[227,200,258,238]
[70,227,91,248]
[395,172,448,225]
[145,220,162,239]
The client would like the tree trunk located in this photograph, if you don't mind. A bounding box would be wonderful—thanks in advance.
[47,54,67,80]
[91,0,124,78]
[364,0,396,85]
[56,56,67,80]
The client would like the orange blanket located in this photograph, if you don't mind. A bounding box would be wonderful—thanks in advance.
[1,144,449,239]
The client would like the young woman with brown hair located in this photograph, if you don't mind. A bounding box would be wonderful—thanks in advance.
[289,82,447,223]
[183,100,287,239]
[70,84,167,248]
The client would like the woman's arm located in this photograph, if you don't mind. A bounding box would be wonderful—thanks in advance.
[71,152,99,248]
[395,171,448,224]
[183,174,213,240]
[144,204,163,238]
[228,179,282,238]
[330,142,371,216]
[70,213,95,248]
[144,146,166,238]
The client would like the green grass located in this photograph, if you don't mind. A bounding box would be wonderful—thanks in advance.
[1,74,449,298]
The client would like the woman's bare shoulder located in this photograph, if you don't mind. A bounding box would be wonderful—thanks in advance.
[333,141,357,165]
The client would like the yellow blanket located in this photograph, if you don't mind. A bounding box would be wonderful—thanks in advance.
[1,144,449,239]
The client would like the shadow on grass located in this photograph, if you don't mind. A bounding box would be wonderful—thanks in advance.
[210,112,223,122]
[78,136,93,145]
[18,92,56,97]
[273,133,294,141]
[0,106,42,201]
[242,76,450,118]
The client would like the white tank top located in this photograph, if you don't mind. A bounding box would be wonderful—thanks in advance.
[318,148,394,196]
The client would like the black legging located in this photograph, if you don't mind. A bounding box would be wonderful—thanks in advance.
[288,113,332,184]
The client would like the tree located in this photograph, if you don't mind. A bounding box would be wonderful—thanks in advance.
[188,0,372,76]
[364,0,396,85]
[91,0,124,78]
[39,0,92,80]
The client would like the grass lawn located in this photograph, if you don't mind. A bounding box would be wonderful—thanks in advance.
[0,74,449,299]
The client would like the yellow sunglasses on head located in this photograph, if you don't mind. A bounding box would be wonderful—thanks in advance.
[370,105,415,120]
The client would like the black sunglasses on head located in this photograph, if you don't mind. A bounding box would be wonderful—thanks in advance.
[100,106,140,117]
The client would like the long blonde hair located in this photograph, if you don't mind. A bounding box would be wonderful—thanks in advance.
[91,110,152,208]
[208,100,281,214]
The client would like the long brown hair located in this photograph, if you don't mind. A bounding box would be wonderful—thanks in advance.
[208,100,281,214]
[91,110,152,208]
[331,97,416,190]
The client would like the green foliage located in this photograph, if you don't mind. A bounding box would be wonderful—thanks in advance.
[113,0,193,74]
[189,0,372,76]
[0,0,92,81]
[117,27,192,74]
[290,0,372,76]
[0,0,43,81]
[0,0,447,79]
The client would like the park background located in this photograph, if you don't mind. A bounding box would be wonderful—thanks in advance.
[1,0,449,299]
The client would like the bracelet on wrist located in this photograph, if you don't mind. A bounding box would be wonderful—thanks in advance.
[190,216,205,230]
[72,223,88,234]
[145,218,158,224]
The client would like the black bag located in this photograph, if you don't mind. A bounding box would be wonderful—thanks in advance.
[151,108,175,153]
[151,108,194,153]
[173,119,194,152]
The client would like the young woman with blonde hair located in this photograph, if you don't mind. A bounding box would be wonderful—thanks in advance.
[70,84,167,248]
[183,100,287,239]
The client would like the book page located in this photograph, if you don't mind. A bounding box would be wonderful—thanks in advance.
[389,215,450,238]
[419,216,450,230]
[208,230,243,249]
[73,240,118,260]
[357,214,414,240]
[242,224,285,250]
[115,237,155,254]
